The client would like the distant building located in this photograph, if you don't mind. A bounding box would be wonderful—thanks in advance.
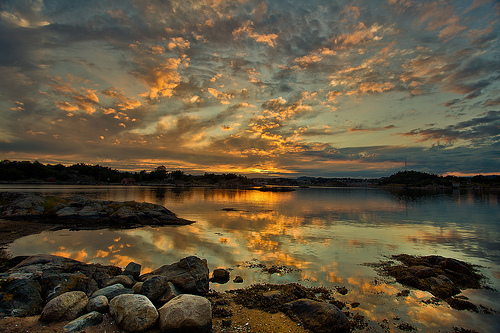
[121,178,136,185]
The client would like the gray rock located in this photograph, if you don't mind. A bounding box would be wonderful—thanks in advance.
[139,276,171,302]
[109,294,159,332]
[158,294,212,333]
[92,283,133,301]
[157,282,182,303]
[40,271,89,302]
[140,256,209,295]
[123,262,142,280]
[62,311,103,333]
[56,206,77,217]
[78,206,99,217]
[106,275,135,288]
[86,295,108,313]
[283,299,350,333]
[39,291,88,323]
[0,278,43,316]
[211,268,230,284]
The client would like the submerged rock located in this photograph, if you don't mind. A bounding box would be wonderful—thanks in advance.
[211,268,230,284]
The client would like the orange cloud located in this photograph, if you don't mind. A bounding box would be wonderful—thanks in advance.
[233,20,278,47]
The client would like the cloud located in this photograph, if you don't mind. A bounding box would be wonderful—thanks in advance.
[232,20,279,47]
[400,111,500,145]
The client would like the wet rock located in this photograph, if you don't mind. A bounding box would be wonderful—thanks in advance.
[91,283,133,301]
[211,268,230,284]
[283,298,350,333]
[157,281,182,303]
[409,266,436,278]
[140,256,209,295]
[139,276,171,302]
[40,271,89,302]
[158,294,212,333]
[109,294,159,332]
[39,291,88,323]
[62,311,103,333]
[123,262,141,280]
[106,275,135,288]
[0,278,43,316]
[372,254,484,301]
[86,295,108,313]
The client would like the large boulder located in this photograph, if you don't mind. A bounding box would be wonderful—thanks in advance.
[158,294,212,333]
[140,256,209,295]
[39,291,88,323]
[109,294,159,332]
[0,278,43,316]
[283,299,350,333]
[62,311,103,333]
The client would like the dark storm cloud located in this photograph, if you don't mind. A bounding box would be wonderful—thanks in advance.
[401,111,500,144]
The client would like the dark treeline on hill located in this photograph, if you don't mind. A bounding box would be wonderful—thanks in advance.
[378,170,499,188]
[0,160,498,189]
[0,160,255,187]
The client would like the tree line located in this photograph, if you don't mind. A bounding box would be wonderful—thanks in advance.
[0,160,255,186]
[0,160,497,188]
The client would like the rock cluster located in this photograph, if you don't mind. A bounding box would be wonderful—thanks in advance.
[0,192,193,228]
[372,254,486,310]
[0,254,357,332]
[0,254,212,332]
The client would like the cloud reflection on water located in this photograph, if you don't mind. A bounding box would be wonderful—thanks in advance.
[5,186,500,331]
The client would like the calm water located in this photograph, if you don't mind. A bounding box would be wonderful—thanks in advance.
[1,185,499,332]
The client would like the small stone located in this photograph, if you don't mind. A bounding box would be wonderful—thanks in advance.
[86,295,108,313]
[106,275,135,288]
[233,276,243,283]
[62,311,103,333]
[211,268,230,284]
[123,262,142,280]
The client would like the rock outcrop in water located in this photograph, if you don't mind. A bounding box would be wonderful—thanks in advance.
[369,254,487,311]
[0,192,193,228]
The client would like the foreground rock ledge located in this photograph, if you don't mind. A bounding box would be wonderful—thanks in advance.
[0,192,193,229]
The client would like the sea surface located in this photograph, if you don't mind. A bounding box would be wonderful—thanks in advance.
[1,184,499,332]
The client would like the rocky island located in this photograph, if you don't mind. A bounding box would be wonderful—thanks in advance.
[0,192,192,231]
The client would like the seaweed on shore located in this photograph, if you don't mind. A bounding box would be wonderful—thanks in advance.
[366,254,494,312]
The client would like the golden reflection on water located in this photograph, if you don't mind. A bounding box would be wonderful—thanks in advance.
[5,186,500,332]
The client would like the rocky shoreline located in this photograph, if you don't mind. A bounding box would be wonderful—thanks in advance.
[0,252,494,333]
[0,192,496,332]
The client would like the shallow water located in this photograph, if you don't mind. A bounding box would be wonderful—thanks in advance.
[2,185,499,332]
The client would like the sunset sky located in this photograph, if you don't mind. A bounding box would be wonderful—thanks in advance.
[0,0,499,177]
